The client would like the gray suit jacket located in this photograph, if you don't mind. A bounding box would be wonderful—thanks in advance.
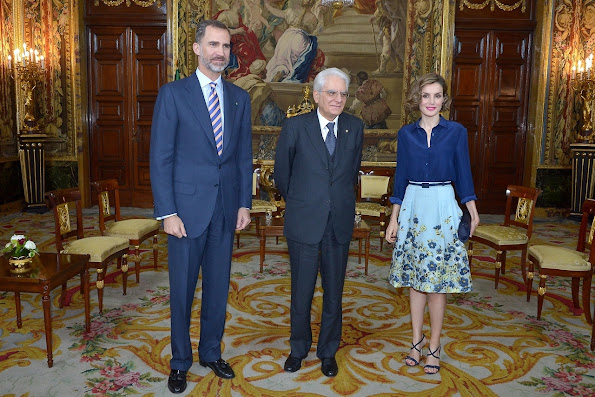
[274,111,364,244]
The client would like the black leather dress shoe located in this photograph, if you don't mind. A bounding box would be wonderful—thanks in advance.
[168,369,187,394]
[199,358,235,379]
[321,357,338,377]
[283,355,303,372]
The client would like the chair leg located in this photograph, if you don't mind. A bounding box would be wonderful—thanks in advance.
[121,255,128,296]
[235,229,240,249]
[592,316,595,350]
[153,234,159,270]
[520,247,527,284]
[15,292,22,328]
[379,216,386,251]
[97,267,105,314]
[134,245,141,283]
[59,282,67,308]
[537,274,547,319]
[582,273,592,325]
[468,240,474,264]
[494,250,503,289]
[526,259,535,302]
[571,277,580,309]
[500,251,507,275]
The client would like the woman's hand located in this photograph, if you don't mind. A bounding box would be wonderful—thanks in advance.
[384,204,401,244]
[466,200,480,237]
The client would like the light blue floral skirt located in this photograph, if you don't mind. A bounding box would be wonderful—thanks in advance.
[388,184,472,293]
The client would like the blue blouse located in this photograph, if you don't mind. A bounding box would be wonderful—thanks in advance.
[390,116,477,205]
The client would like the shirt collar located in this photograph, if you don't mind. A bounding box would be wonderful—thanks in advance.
[414,115,447,131]
[316,109,339,132]
[195,68,222,89]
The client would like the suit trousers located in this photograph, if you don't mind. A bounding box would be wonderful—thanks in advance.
[286,212,350,359]
[167,189,234,370]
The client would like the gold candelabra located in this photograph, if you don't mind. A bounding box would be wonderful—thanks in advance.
[8,43,45,133]
[571,53,594,143]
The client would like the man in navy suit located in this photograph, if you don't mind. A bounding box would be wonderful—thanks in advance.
[274,68,364,377]
[150,19,252,393]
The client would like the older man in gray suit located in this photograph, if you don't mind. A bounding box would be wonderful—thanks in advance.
[274,67,364,377]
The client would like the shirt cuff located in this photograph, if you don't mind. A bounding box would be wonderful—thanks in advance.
[460,195,477,204]
[389,197,402,205]
[156,213,177,221]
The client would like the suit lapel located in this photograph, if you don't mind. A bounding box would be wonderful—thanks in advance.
[305,111,329,168]
[334,113,348,168]
[184,76,217,152]
[221,80,237,158]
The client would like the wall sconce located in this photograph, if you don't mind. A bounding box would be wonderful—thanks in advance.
[571,53,594,143]
[7,42,45,134]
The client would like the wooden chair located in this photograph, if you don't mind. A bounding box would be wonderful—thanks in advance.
[468,185,541,288]
[355,168,393,250]
[47,188,130,314]
[235,166,277,248]
[526,198,594,326]
[91,179,160,283]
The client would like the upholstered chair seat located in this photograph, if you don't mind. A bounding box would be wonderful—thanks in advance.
[251,199,277,213]
[526,199,595,331]
[528,245,590,271]
[355,202,392,218]
[472,225,529,246]
[63,237,130,263]
[468,185,541,289]
[104,219,161,240]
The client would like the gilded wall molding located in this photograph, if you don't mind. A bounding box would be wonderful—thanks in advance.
[402,0,449,125]
[459,0,526,12]
[173,0,210,80]
[93,0,162,7]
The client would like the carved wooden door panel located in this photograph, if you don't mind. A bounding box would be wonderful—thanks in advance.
[451,29,532,213]
[88,25,166,207]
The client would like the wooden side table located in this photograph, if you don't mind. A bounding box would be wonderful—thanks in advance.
[0,252,91,367]
[352,220,371,275]
[258,216,285,272]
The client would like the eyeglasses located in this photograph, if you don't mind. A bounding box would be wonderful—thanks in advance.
[321,90,349,99]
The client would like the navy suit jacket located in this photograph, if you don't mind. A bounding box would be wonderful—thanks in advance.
[150,75,252,238]
[274,111,364,245]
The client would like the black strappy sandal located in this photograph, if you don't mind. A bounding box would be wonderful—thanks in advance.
[405,334,426,366]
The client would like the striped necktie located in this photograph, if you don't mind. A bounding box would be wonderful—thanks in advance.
[325,122,336,155]
[208,82,223,156]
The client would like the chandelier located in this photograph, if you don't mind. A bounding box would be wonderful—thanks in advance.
[321,0,354,10]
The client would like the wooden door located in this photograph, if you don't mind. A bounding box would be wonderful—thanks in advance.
[451,29,532,213]
[88,25,166,207]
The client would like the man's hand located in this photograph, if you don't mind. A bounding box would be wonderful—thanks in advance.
[163,215,187,238]
[236,208,251,231]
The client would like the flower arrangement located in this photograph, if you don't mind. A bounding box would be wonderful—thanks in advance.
[2,234,38,259]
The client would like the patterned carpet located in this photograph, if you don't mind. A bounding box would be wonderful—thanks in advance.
[0,209,593,396]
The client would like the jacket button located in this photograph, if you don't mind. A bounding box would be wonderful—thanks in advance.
[214,184,219,187]
[218,165,221,169]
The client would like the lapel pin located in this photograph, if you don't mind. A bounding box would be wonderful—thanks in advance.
[345,129,349,134]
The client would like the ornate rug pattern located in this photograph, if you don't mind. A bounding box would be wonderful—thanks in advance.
[0,210,593,396]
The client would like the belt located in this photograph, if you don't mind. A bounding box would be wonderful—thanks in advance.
[409,181,451,188]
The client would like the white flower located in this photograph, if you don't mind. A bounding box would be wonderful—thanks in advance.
[10,234,25,244]
[24,240,36,250]
[4,242,10,249]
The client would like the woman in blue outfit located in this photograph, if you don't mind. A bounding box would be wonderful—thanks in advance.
[385,73,480,374]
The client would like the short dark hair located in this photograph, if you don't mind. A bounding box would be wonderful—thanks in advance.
[195,19,230,44]
[404,72,452,113]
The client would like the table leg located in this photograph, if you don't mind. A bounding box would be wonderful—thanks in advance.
[259,229,266,273]
[15,292,22,328]
[358,237,362,264]
[41,284,53,368]
[82,268,91,332]
[365,232,370,275]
